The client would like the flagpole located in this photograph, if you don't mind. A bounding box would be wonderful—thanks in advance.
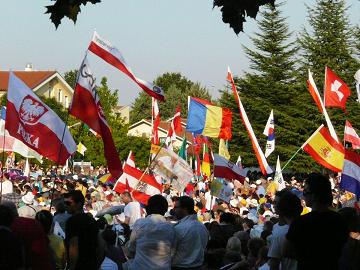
[280,146,303,172]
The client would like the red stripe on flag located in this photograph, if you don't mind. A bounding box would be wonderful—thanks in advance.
[88,42,164,101]
[318,127,345,153]
[303,144,342,172]
[6,102,71,165]
[219,107,232,140]
[307,79,323,113]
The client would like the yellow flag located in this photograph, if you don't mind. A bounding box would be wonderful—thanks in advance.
[77,142,87,156]
[150,144,161,155]
[219,139,230,160]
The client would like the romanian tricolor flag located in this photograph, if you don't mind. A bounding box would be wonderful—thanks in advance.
[186,97,232,140]
[201,140,211,177]
[302,125,345,172]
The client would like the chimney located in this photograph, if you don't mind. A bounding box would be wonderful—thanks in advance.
[25,63,33,71]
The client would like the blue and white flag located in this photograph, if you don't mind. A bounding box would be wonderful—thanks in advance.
[263,110,275,158]
[340,150,360,197]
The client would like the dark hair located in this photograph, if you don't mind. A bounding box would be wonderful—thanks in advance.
[338,207,360,233]
[219,212,236,224]
[121,191,132,198]
[277,191,302,219]
[146,194,168,216]
[243,218,255,229]
[101,228,117,246]
[248,237,265,258]
[305,173,333,205]
[35,210,53,234]
[64,190,85,206]
[96,216,108,230]
[178,196,195,214]
[0,205,15,227]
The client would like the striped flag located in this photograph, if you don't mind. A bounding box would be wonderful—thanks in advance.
[151,97,160,145]
[344,120,360,150]
[307,70,339,142]
[214,154,246,183]
[77,142,87,156]
[263,110,275,158]
[340,150,360,197]
[165,106,182,150]
[88,31,164,101]
[69,55,122,179]
[201,139,211,177]
[227,67,273,175]
[219,139,230,160]
[302,125,345,172]
[6,73,76,165]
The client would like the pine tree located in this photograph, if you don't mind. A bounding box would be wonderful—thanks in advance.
[298,0,360,144]
[219,2,317,172]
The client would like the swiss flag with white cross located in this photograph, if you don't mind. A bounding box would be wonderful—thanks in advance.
[324,67,351,111]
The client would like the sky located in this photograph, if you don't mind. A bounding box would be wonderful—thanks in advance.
[0,0,359,106]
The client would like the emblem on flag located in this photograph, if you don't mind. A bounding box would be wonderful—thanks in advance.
[19,96,48,125]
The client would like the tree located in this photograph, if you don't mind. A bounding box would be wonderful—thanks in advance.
[130,72,211,124]
[63,69,78,89]
[298,0,360,145]
[218,3,317,172]
[45,0,276,34]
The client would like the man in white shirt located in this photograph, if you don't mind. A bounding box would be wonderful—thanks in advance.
[268,190,302,270]
[172,196,208,270]
[123,194,175,270]
[121,192,142,229]
[1,173,13,195]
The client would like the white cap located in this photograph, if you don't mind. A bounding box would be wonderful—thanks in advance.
[267,177,273,181]
[256,179,262,185]
[250,184,256,188]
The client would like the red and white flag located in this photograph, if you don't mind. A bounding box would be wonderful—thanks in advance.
[151,97,160,145]
[344,120,360,150]
[113,163,162,205]
[6,73,76,165]
[88,31,165,101]
[324,67,351,111]
[166,106,182,149]
[69,55,122,179]
[308,70,339,142]
[214,154,246,183]
[227,67,273,175]
[125,150,136,168]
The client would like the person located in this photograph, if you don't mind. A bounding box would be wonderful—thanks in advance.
[210,212,236,248]
[121,192,142,229]
[101,228,126,270]
[18,191,37,218]
[284,173,348,270]
[1,173,13,195]
[0,204,24,269]
[53,198,71,232]
[268,190,302,270]
[35,210,66,270]
[123,194,175,270]
[172,196,208,270]
[64,190,103,270]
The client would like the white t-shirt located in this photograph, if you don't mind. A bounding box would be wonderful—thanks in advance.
[124,201,142,229]
[205,191,216,210]
[1,180,13,195]
[268,223,297,270]
[197,181,206,191]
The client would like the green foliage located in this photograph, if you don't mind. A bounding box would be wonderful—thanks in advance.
[63,69,78,89]
[1,93,7,107]
[298,0,360,147]
[45,0,101,29]
[218,3,320,173]
[213,0,276,34]
[130,72,211,124]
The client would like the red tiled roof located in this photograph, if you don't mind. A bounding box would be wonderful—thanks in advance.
[0,71,56,91]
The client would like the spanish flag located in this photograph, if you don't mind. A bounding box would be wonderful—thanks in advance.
[302,125,345,172]
[201,141,211,177]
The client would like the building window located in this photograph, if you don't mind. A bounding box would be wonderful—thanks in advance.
[58,89,62,103]
[65,96,68,108]
[48,87,52,98]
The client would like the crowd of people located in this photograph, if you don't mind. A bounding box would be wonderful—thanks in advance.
[0,164,360,270]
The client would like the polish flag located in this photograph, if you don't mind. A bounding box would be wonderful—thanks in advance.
[151,97,160,145]
[324,67,351,111]
[125,150,136,168]
[344,120,360,150]
[88,31,165,101]
[227,67,273,175]
[69,55,122,179]
[113,163,162,205]
[166,106,182,149]
[6,73,76,165]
